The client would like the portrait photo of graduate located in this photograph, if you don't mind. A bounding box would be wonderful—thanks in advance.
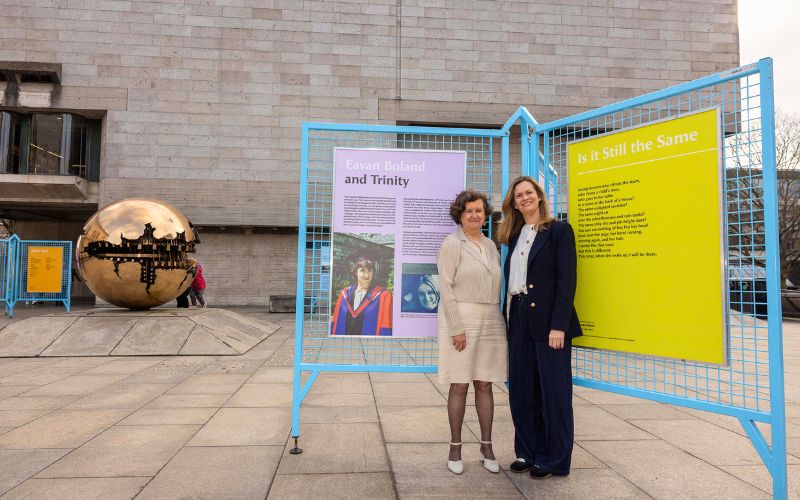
[329,233,394,336]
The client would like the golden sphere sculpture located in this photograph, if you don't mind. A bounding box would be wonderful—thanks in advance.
[76,198,200,309]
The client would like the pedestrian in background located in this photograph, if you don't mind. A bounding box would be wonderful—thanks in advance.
[190,263,207,308]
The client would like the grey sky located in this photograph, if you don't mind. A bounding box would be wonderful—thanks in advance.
[739,0,800,115]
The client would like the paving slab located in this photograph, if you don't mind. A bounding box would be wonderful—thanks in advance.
[369,372,432,383]
[579,439,771,499]
[119,407,218,426]
[198,359,266,374]
[187,407,291,447]
[0,386,36,400]
[2,477,149,500]
[598,402,694,420]
[262,342,294,367]
[276,423,388,474]
[310,372,373,394]
[373,382,446,407]
[757,420,800,440]
[1,309,278,358]
[144,393,230,409]
[81,358,163,375]
[202,309,280,341]
[787,437,800,459]
[111,317,195,355]
[379,406,469,443]
[507,467,649,499]
[0,395,80,411]
[631,418,765,466]
[0,409,130,449]
[21,374,129,397]
[0,360,52,378]
[36,424,200,478]
[387,442,508,478]
[0,367,85,386]
[574,406,658,441]
[0,310,797,498]
[573,387,649,405]
[268,472,395,500]
[0,409,50,427]
[180,327,238,355]
[167,373,249,396]
[46,357,112,369]
[0,317,79,356]
[65,383,170,410]
[118,358,213,385]
[394,467,523,499]
[301,405,380,424]
[190,315,263,353]
[302,390,375,407]
[224,382,293,407]
[248,366,294,383]
[719,463,800,497]
[41,317,137,356]
[0,449,71,495]
[137,445,281,500]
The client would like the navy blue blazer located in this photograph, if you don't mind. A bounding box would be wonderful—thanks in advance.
[503,220,583,341]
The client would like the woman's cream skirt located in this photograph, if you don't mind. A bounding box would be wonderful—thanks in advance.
[438,301,508,384]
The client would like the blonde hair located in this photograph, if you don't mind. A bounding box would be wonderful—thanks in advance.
[497,176,554,244]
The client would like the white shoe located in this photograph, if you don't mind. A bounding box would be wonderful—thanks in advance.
[447,442,464,475]
[479,440,500,473]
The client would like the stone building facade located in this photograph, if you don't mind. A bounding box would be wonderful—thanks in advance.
[0,0,739,305]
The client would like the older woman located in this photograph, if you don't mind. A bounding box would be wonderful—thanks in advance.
[438,190,507,475]
[330,257,392,336]
[498,176,582,479]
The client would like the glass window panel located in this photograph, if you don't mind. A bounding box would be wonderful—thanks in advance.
[67,115,88,177]
[0,112,5,172]
[2,113,22,174]
[28,114,63,175]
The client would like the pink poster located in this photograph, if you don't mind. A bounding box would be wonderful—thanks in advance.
[329,148,466,338]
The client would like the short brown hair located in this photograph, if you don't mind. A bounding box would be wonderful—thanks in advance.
[449,190,493,225]
[350,257,375,280]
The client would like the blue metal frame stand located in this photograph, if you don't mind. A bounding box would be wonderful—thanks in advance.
[291,60,787,498]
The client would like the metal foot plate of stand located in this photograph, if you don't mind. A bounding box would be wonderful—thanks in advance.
[289,437,302,455]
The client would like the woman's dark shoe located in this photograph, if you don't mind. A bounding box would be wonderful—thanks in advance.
[509,458,532,473]
[530,466,553,479]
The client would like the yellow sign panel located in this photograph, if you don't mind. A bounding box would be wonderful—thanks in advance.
[27,246,63,293]
[568,109,725,364]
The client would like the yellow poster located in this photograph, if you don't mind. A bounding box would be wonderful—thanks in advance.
[568,109,725,364]
[27,246,63,293]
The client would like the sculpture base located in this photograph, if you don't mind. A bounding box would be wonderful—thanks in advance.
[0,308,280,357]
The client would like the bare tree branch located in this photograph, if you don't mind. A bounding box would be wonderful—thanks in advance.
[727,109,800,285]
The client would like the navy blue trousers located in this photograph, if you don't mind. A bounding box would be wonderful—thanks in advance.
[508,297,574,475]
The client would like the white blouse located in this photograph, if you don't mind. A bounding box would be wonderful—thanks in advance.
[507,224,537,295]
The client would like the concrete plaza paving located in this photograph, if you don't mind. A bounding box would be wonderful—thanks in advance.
[0,304,798,499]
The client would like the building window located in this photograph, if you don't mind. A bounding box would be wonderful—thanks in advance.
[0,111,100,181]
[28,114,63,175]
[0,112,22,174]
